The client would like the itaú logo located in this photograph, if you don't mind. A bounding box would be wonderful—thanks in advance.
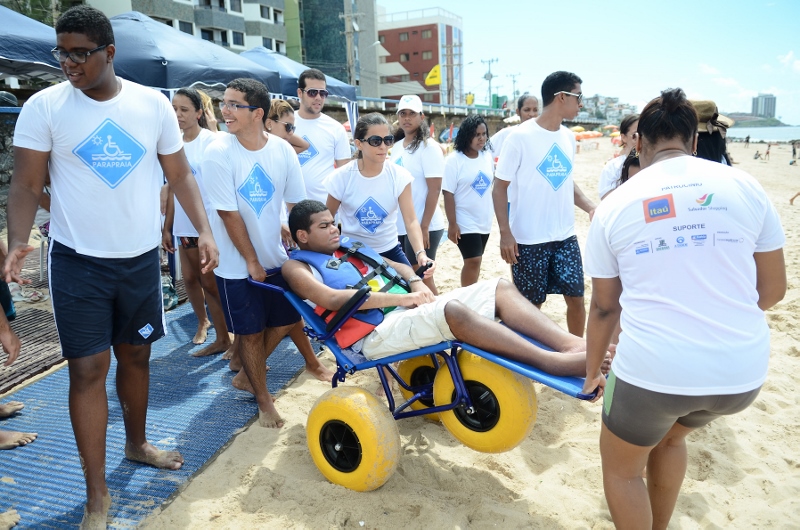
[696,193,714,206]
[642,193,676,223]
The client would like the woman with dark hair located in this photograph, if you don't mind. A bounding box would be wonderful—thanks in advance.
[326,112,434,272]
[490,93,539,162]
[598,113,639,199]
[583,88,786,528]
[266,99,309,154]
[690,100,734,165]
[443,114,494,286]
[389,95,445,293]
[162,87,231,356]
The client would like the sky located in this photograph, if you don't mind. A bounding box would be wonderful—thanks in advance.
[376,0,800,125]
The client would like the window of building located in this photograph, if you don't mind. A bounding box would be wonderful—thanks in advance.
[413,51,418,55]
[232,31,244,46]
[178,20,193,34]
[399,32,408,41]
[413,72,419,77]
[379,34,385,44]
[260,5,270,19]
[422,51,432,60]
[153,17,173,26]
[399,53,409,62]
[422,93,435,102]
[399,74,410,82]
[263,37,273,49]
[412,30,417,34]
[421,29,431,39]
[273,9,283,24]
[201,29,213,41]
[220,31,229,46]
[275,40,286,54]
[229,0,241,12]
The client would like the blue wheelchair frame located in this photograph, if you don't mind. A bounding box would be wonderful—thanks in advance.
[250,271,596,422]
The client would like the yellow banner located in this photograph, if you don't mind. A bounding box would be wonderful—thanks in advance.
[425,64,441,86]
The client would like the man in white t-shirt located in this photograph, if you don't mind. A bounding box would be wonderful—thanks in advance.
[3,6,218,526]
[293,68,352,203]
[203,78,307,430]
[494,71,596,337]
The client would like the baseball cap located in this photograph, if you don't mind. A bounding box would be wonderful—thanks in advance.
[397,94,423,114]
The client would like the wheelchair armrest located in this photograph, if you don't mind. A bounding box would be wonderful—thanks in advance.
[325,285,371,334]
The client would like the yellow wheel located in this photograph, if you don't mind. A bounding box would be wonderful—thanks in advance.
[397,355,441,420]
[306,387,401,491]
[433,350,537,453]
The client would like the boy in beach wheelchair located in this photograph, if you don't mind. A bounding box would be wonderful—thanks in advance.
[256,200,609,491]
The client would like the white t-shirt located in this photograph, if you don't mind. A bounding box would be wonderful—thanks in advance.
[442,150,495,234]
[173,128,217,237]
[598,155,625,200]
[490,125,516,162]
[13,78,183,258]
[495,119,578,245]
[585,156,785,395]
[293,112,351,203]
[388,137,445,235]
[203,133,306,279]
[325,160,413,253]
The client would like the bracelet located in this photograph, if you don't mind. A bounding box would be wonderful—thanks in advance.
[408,275,422,283]
[415,249,426,258]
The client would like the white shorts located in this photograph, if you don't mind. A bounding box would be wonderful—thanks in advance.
[361,278,500,359]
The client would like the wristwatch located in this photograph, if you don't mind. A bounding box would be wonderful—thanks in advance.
[408,275,422,284]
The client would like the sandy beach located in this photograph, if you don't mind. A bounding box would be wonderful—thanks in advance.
[6,140,799,528]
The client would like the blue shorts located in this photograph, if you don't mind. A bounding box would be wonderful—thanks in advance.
[215,273,300,336]
[49,241,165,358]
[380,243,412,267]
[512,235,584,305]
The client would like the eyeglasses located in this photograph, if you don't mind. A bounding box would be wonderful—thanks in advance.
[301,88,329,99]
[554,91,583,102]
[360,135,395,147]
[218,101,259,112]
[51,44,108,64]
[276,120,295,133]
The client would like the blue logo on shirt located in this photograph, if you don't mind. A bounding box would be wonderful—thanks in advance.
[355,197,388,234]
[471,171,491,197]
[297,136,319,166]
[237,164,275,218]
[73,119,146,189]
[138,323,154,339]
[536,143,573,191]
[395,157,404,167]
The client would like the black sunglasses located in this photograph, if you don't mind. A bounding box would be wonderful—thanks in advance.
[360,135,395,147]
[276,120,295,133]
[302,88,329,99]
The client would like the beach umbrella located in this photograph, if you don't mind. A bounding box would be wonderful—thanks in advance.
[602,124,618,130]
[109,12,280,93]
[240,46,356,101]
[0,6,63,82]
[610,131,620,137]
[570,125,585,132]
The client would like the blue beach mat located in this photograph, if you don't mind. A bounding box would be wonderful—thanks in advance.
[0,302,306,528]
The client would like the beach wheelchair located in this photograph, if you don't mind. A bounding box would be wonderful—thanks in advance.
[250,271,596,492]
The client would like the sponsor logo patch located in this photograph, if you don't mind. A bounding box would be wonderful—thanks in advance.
[138,323,154,339]
[643,194,676,223]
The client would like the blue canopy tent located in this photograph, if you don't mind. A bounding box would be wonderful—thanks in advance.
[110,12,280,94]
[0,6,63,82]
[240,46,356,101]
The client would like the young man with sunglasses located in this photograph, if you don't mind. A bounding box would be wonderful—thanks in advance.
[5,5,218,527]
[203,78,307,431]
[294,69,352,203]
[493,71,596,338]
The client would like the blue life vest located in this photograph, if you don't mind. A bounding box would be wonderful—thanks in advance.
[290,239,409,347]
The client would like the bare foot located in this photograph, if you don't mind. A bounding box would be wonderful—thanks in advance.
[124,442,183,470]
[0,508,20,529]
[257,401,284,428]
[192,320,211,345]
[601,353,613,376]
[228,349,242,372]
[305,361,335,383]
[79,492,110,530]
[0,429,37,450]
[0,401,23,418]
[221,344,235,361]
[191,337,232,357]
[231,370,255,395]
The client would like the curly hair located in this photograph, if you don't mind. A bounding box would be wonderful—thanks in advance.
[453,114,491,154]
[56,5,114,47]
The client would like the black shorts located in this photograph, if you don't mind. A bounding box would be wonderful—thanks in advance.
[602,371,762,447]
[215,273,300,335]
[456,233,490,260]
[512,235,584,305]
[49,241,165,358]
[398,228,445,264]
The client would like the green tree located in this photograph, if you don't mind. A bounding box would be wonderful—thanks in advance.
[0,0,63,26]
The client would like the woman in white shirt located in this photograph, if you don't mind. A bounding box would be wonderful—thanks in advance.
[326,113,433,272]
[162,88,230,356]
[597,113,639,200]
[443,114,495,286]
[490,93,539,164]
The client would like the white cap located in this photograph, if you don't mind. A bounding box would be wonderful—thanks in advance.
[397,94,423,114]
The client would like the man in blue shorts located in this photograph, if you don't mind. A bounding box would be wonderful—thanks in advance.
[493,71,596,337]
[203,78,307,429]
[4,6,218,527]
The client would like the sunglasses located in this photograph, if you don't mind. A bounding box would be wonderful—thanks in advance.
[554,90,583,102]
[360,135,395,147]
[276,120,295,133]
[218,101,258,112]
[51,44,108,64]
[301,88,329,99]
